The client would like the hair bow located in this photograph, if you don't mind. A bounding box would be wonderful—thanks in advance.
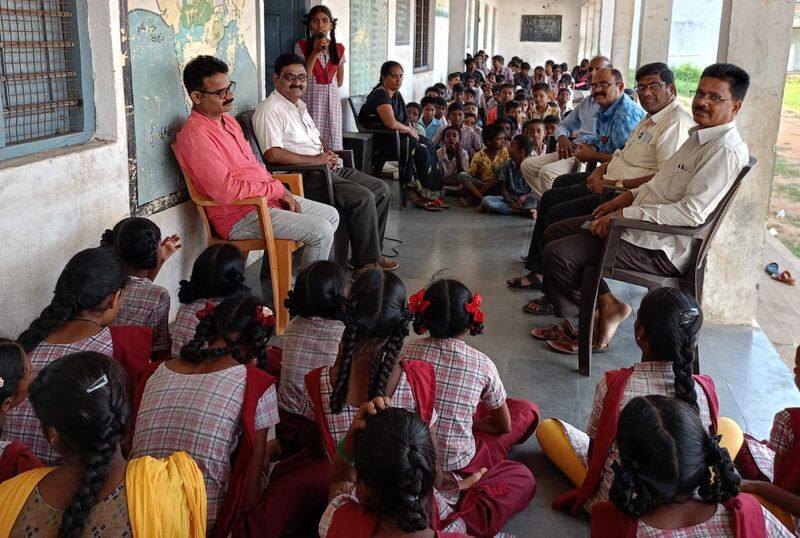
[255,305,276,328]
[408,289,430,315]
[196,300,216,320]
[464,293,485,335]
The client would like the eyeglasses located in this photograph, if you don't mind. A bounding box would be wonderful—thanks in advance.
[197,81,236,99]
[690,90,735,104]
[280,74,308,82]
[635,81,668,93]
[588,80,620,90]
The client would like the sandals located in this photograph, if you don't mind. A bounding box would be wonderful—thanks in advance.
[522,298,554,315]
[545,335,610,355]
[416,200,441,211]
[431,198,450,209]
[507,274,542,290]
[531,319,576,341]
[766,262,796,285]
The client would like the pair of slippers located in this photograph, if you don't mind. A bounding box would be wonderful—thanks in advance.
[766,262,796,285]
[529,318,610,355]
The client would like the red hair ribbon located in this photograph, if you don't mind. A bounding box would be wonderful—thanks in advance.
[408,289,430,315]
[255,306,276,328]
[196,300,216,320]
[464,293,485,327]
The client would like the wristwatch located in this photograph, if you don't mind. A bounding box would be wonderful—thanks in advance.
[614,179,625,189]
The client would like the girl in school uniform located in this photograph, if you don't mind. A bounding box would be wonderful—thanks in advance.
[403,279,538,536]
[295,5,346,150]
[278,261,346,453]
[131,292,327,537]
[735,345,800,532]
[591,395,793,537]
[0,339,41,482]
[171,243,249,357]
[2,247,152,465]
[536,287,743,515]
[298,269,467,533]
[102,217,179,359]
[0,352,206,537]
[320,399,470,538]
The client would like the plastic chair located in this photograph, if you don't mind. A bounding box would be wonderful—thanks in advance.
[576,156,757,376]
[177,164,305,336]
[348,95,407,208]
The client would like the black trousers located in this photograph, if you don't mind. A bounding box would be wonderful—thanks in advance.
[541,215,681,318]
[302,167,389,268]
[525,172,615,273]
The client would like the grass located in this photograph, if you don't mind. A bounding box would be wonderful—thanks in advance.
[776,183,800,203]
[784,76,800,114]
[780,239,800,258]
[774,154,800,179]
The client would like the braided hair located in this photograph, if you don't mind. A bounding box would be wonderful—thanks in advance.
[285,260,346,320]
[0,338,28,405]
[178,244,248,304]
[303,5,341,65]
[636,288,703,410]
[609,395,740,519]
[100,217,161,271]
[180,291,274,370]
[412,279,483,337]
[28,351,129,538]
[329,270,410,414]
[17,248,128,353]
[354,408,437,532]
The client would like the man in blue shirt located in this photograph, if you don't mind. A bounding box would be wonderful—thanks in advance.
[521,56,609,198]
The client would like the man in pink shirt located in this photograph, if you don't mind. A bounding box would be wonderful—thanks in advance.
[172,55,339,267]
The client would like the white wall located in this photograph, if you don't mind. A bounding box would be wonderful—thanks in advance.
[494,0,583,66]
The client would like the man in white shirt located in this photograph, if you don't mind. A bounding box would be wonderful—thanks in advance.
[511,63,695,289]
[533,63,750,354]
[253,53,395,276]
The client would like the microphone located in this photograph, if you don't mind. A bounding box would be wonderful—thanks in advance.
[314,31,325,41]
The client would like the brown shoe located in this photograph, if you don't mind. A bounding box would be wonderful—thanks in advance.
[378,258,399,271]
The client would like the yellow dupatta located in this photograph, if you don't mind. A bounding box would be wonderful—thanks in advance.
[0,452,206,537]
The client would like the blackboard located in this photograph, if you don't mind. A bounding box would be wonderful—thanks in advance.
[520,15,562,42]
[396,0,411,45]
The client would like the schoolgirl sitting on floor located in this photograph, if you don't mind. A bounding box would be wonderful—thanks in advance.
[101,217,180,358]
[0,340,40,482]
[592,395,792,537]
[131,291,327,537]
[298,269,467,532]
[2,247,151,465]
[320,399,470,537]
[536,287,743,514]
[403,278,538,535]
[0,352,206,537]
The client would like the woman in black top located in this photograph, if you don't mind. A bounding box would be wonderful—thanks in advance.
[359,61,443,210]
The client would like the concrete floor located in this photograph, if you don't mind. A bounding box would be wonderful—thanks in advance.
[249,192,800,537]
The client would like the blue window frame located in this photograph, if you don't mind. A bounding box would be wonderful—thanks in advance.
[0,0,95,161]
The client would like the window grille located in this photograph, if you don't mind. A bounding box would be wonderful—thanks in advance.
[0,0,83,147]
[414,0,431,70]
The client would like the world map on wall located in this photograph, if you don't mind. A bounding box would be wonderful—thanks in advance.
[127,0,258,207]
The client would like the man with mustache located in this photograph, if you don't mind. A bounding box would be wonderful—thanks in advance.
[520,56,610,198]
[510,63,691,293]
[531,63,749,355]
[253,53,396,278]
[172,55,339,268]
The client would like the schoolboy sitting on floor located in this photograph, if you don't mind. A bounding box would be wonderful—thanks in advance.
[458,123,507,206]
[480,135,538,217]
[420,96,444,139]
[406,101,426,137]
[431,102,483,158]
[437,126,469,187]
[523,119,548,157]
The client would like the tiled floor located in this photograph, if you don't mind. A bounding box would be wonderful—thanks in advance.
[249,192,800,537]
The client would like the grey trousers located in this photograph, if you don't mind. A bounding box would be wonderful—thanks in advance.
[541,215,681,318]
[229,196,340,269]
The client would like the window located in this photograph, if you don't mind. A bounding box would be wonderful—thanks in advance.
[414,0,431,70]
[0,0,94,161]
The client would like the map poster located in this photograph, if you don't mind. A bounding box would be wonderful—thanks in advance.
[124,0,259,212]
[349,0,389,97]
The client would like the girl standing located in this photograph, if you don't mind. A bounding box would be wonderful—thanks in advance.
[296,5,345,150]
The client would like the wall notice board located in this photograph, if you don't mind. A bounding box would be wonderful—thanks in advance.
[350,0,389,96]
[520,15,562,42]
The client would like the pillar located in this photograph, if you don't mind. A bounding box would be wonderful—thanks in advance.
[592,0,603,56]
[701,0,795,323]
[636,0,673,67]
[585,0,597,57]
[599,0,616,58]
[611,0,636,77]
[448,0,467,72]
[578,2,589,61]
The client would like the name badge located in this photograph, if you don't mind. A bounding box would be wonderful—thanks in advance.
[675,162,690,174]
[638,131,653,144]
